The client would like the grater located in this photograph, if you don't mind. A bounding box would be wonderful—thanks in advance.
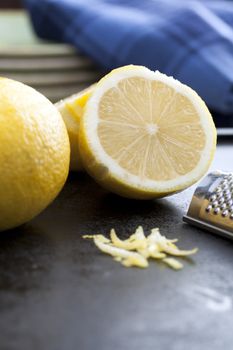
[183,171,233,239]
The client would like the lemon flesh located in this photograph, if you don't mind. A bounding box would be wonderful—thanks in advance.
[0,78,70,231]
[56,85,94,171]
[79,65,216,199]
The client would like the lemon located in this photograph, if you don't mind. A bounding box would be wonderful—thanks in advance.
[79,65,216,199]
[0,78,70,231]
[56,85,95,171]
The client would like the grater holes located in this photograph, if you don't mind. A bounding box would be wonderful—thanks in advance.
[220,203,227,210]
[224,193,232,201]
[205,205,212,213]
[212,200,219,208]
[206,172,233,218]
[213,207,220,215]
[222,210,229,217]
[210,194,217,202]
[218,197,224,204]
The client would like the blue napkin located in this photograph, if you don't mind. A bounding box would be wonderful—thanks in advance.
[25,0,233,114]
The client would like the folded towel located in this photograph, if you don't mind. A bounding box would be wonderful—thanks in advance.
[25,0,233,114]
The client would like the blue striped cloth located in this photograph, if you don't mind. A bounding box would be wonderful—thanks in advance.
[25,0,233,114]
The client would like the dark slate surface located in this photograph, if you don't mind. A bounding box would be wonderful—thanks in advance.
[0,140,233,350]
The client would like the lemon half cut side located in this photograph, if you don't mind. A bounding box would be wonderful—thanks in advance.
[79,65,216,199]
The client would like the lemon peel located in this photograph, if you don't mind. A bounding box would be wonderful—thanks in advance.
[83,226,198,270]
[147,229,198,256]
[93,236,148,268]
[82,235,95,239]
[83,234,110,244]
[0,77,70,231]
[163,258,183,270]
[110,228,147,251]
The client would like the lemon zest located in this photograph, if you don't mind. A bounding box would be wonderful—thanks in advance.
[83,226,198,270]
[163,258,183,270]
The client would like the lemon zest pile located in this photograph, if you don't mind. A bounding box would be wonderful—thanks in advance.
[83,226,197,270]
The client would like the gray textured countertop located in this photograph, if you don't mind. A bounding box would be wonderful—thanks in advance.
[0,138,232,350]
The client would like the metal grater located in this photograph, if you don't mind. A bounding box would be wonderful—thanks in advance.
[183,171,233,239]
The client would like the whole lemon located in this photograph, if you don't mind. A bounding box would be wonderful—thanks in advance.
[0,78,70,231]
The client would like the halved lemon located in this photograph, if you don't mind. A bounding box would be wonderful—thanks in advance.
[79,65,216,199]
[56,85,95,171]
